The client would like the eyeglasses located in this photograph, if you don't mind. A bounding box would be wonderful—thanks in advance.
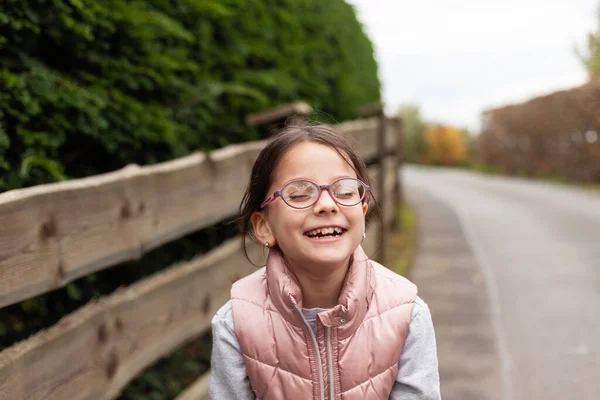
[261,178,370,209]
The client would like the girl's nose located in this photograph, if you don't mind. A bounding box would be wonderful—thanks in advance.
[313,189,338,214]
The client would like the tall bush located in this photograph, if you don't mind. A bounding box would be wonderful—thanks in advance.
[0,0,380,191]
[398,104,426,163]
[0,2,380,397]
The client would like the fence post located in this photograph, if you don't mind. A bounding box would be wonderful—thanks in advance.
[358,102,387,265]
[392,116,404,231]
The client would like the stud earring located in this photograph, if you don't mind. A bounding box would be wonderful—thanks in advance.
[361,232,366,243]
[264,240,270,248]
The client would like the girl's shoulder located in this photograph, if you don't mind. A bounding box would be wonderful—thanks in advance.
[370,259,416,285]
[212,299,235,332]
[369,260,418,303]
[411,296,428,321]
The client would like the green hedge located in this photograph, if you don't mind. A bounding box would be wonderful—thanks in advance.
[0,1,379,398]
[0,0,380,191]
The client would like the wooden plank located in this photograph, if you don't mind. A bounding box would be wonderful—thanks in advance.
[0,142,265,309]
[384,117,399,155]
[0,238,259,400]
[337,116,397,160]
[362,218,382,262]
[357,102,384,117]
[337,118,379,160]
[0,117,385,309]
[175,371,211,400]
[246,102,311,126]
[366,156,397,231]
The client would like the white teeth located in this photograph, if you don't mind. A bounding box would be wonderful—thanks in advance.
[306,226,343,236]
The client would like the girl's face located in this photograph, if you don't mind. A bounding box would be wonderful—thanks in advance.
[252,142,368,272]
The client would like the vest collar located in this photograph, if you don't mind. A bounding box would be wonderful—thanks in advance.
[266,245,374,339]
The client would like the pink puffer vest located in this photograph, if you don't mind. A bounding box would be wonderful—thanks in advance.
[231,246,418,400]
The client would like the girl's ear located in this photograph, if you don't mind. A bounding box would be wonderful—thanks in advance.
[251,211,276,246]
[362,201,368,217]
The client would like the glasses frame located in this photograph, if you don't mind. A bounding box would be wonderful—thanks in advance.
[260,177,370,209]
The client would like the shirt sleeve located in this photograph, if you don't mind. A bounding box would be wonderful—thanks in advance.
[390,296,442,400]
[208,300,256,400]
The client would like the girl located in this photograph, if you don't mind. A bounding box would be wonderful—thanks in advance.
[209,121,441,399]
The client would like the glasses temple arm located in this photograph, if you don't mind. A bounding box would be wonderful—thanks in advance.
[260,191,281,208]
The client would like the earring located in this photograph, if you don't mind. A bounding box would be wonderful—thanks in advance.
[361,232,366,243]
[264,240,270,248]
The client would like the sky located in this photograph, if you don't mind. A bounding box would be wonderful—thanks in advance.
[346,0,599,132]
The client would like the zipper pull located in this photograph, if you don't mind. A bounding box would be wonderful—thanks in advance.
[288,293,299,311]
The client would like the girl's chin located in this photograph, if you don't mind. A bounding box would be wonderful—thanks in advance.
[302,245,356,266]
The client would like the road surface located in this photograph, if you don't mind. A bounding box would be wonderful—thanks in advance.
[404,165,600,400]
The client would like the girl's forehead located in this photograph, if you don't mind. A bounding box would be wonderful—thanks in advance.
[272,142,357,184]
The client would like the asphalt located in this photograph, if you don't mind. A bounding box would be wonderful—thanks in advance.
[406,184,504,400]
[404,165,600,400]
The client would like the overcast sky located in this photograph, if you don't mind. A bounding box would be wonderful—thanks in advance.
[346,0,599,131]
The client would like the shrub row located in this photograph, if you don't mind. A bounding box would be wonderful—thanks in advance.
[478,80,600,182]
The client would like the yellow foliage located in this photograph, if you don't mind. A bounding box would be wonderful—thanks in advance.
[421,124,468,165]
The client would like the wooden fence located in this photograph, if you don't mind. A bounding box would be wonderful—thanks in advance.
[0,104,403,400]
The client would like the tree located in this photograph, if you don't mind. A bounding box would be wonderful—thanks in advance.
[422,124,469,166]
[579,4,600,78]
[398,104,426,163]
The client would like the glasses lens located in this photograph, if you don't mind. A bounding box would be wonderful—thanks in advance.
[282,180,318,208]
[331,178,365,206]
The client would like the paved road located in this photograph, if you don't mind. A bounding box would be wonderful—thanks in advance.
[404,165,600,400]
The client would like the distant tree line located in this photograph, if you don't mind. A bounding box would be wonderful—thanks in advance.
[478,81,600,182]
[398,105,471,166]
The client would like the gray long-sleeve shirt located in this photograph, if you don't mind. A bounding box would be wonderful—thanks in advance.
[209,296,441,399]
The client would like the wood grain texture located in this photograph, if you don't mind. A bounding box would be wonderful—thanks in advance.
[0,115,402,400]
[336,118,380,160]
[0,119,395,309]
[0,142,265,309]
[0,238,258,400]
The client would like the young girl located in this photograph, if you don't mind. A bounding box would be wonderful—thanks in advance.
[209,121,441,399]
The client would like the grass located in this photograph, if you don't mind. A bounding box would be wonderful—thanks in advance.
[386,202,417,277]
[574,182,600,193]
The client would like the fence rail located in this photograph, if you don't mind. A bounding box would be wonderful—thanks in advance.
[0,142,265,309]
[0,107,403,400]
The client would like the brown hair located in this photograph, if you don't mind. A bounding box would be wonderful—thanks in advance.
[238,119,380,264]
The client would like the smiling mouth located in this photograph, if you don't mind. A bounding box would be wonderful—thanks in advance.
[305,227,346,239]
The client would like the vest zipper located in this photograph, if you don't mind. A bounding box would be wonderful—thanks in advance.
[326,327,335,400]
[290,297,325,400]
